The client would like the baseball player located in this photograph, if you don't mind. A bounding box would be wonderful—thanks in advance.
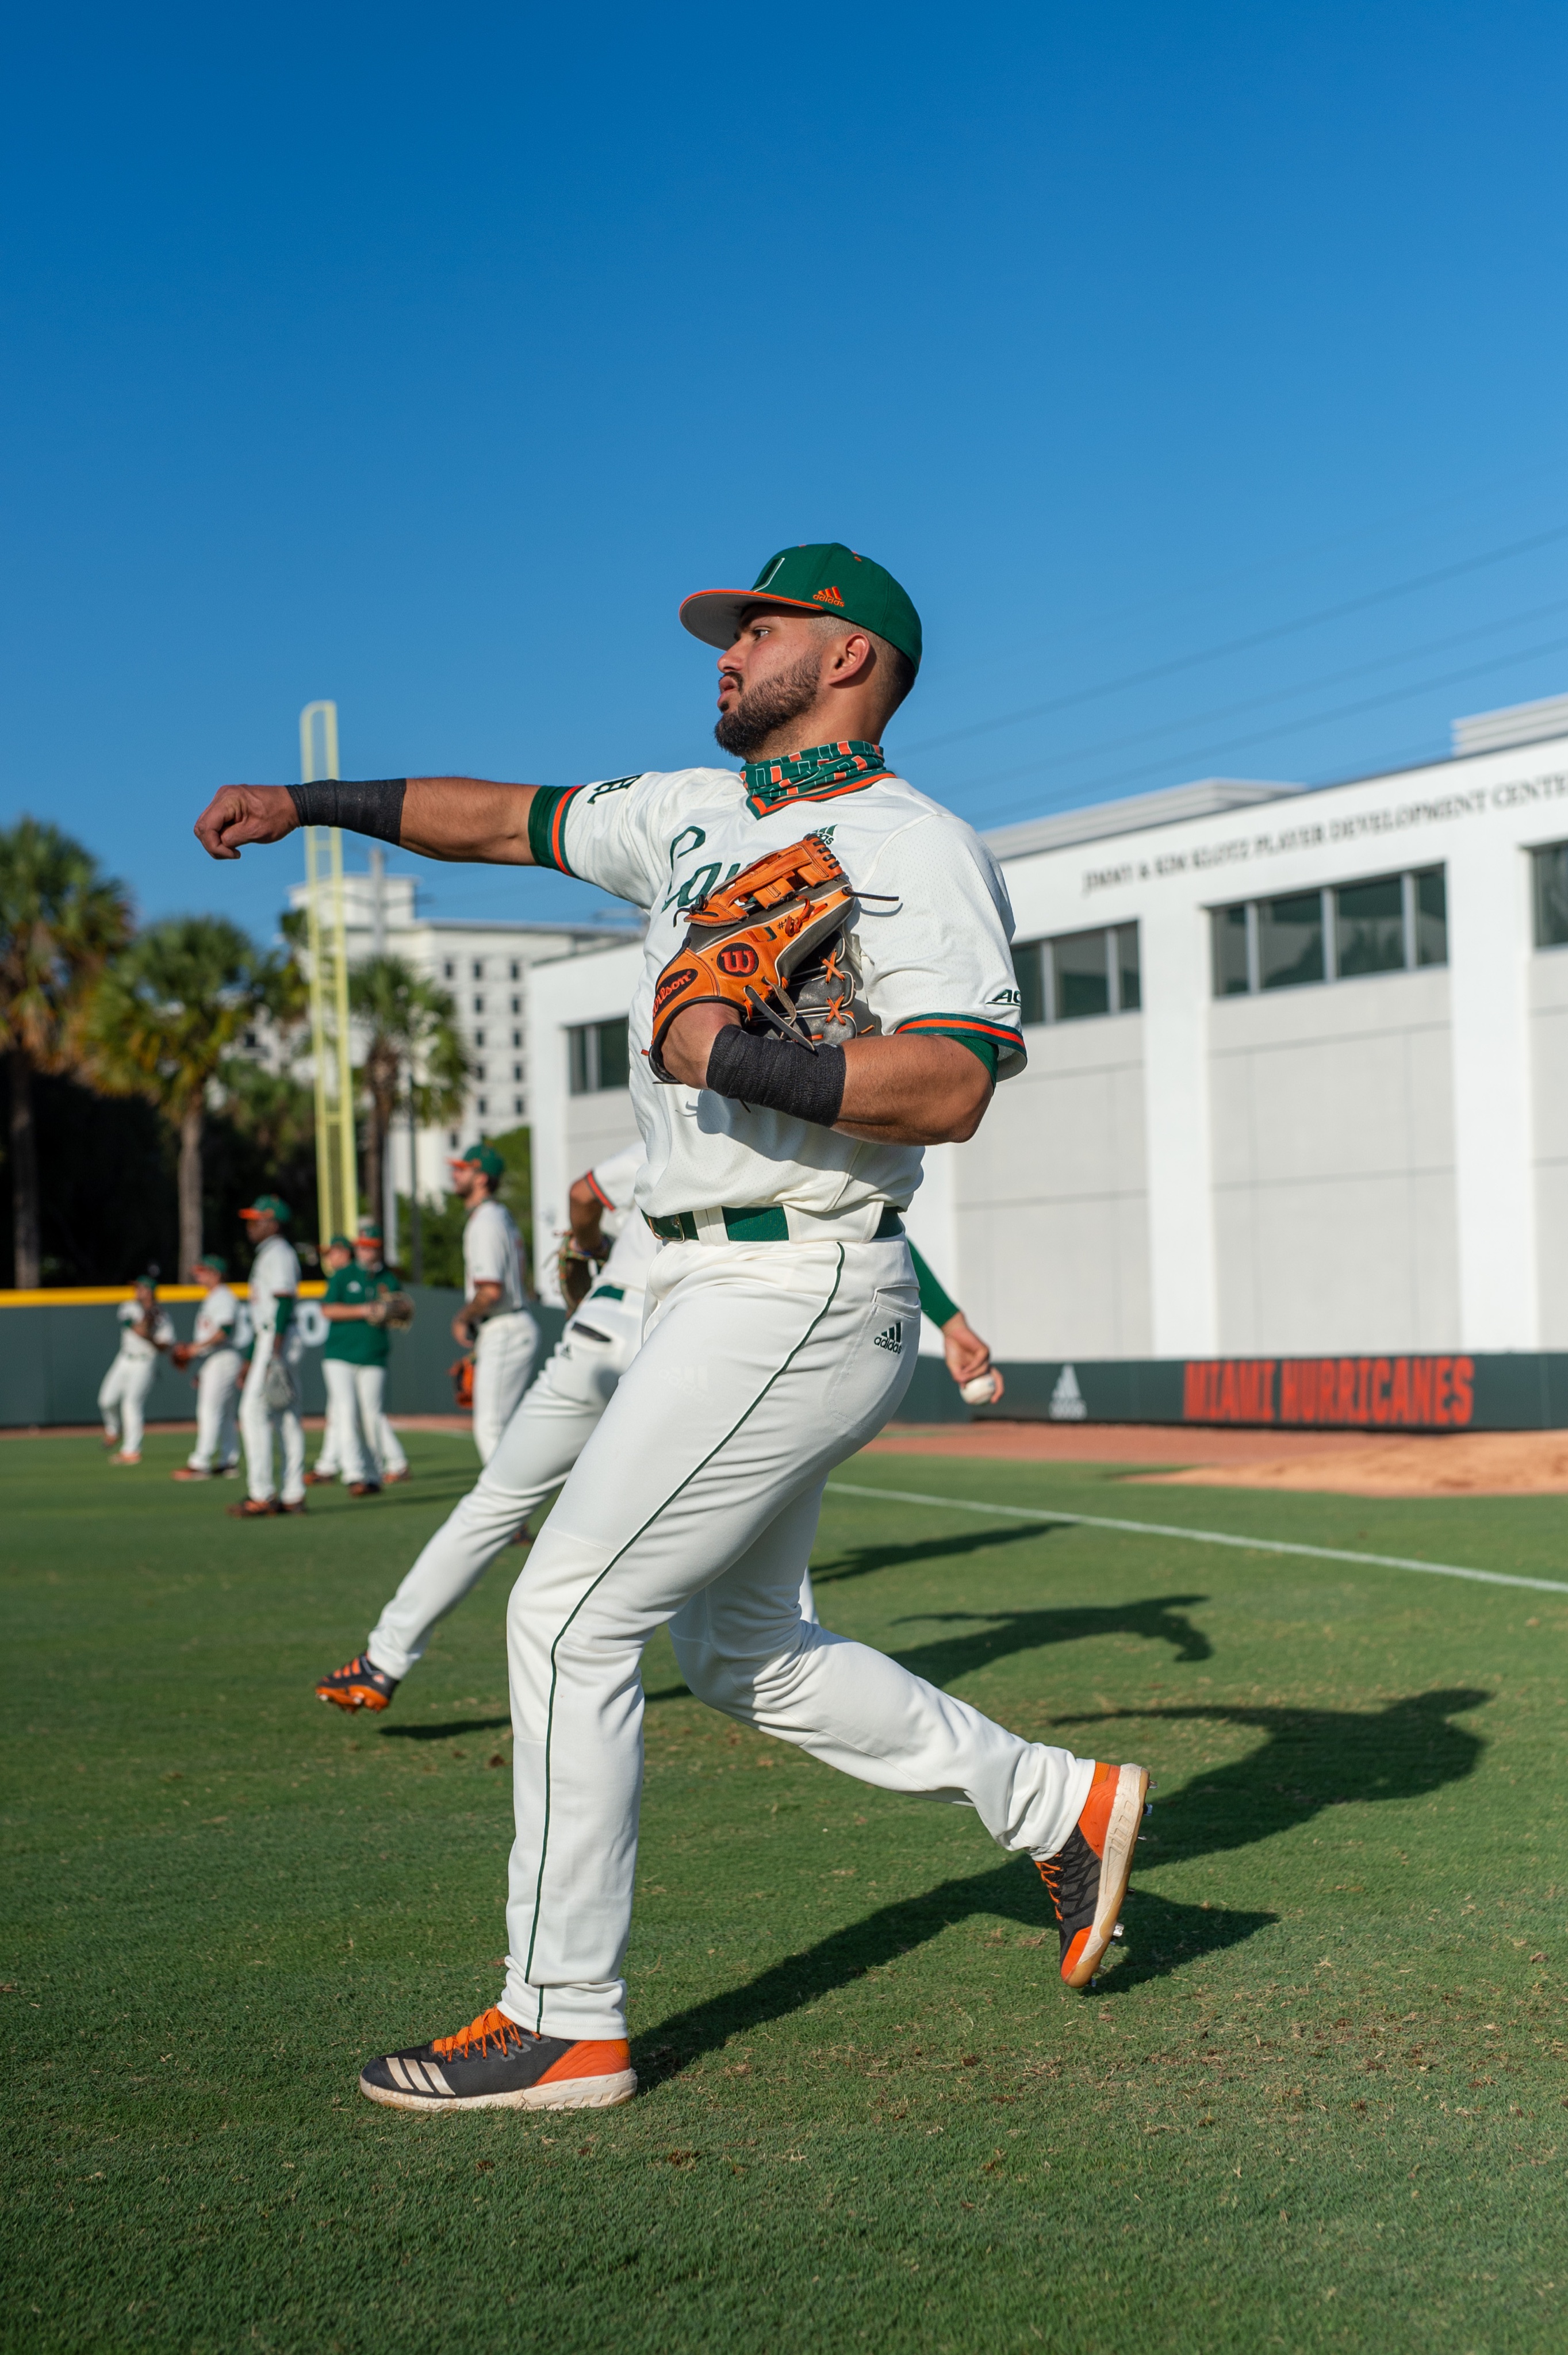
[315,1142,660,1710]
[229,1193,307,1519]
[317,1222,410,1497]
[97,1273,174,1464]
[170,1255,244,1480]
[195,539,1148,2113]
[450,1142,539,1462]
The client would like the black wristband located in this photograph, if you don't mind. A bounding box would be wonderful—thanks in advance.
[286,778,407,844]
[706,1025,846,1127]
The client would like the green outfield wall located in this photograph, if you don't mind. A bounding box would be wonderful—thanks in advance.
[0,1289,566,1429]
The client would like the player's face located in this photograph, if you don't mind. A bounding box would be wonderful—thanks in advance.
[325,1245,351,1269]
[355,1240,381,1268]
[714,607,872,760]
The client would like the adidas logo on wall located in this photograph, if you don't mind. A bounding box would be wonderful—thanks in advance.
[1049,1364,1087,1421]
[872,1321,904,1353]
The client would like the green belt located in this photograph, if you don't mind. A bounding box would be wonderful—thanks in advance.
[645,1203,905,1245]
[585,1283,626,1302]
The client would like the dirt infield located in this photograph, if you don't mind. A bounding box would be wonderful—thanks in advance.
[871,1419,1568,1495]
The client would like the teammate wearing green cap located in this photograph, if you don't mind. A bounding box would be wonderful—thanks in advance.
[449,1141,538,1463]
[194,543,1149,2112]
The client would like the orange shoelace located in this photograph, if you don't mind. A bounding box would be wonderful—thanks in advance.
[433,2005,530,2060]
[1036,1854,1063,1909]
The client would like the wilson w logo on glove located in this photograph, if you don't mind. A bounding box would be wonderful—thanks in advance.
[649,834,888,1081]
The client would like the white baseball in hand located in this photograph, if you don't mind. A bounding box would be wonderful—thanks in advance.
[960,1370,1001,1406]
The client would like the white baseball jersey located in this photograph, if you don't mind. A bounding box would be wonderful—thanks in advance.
[247,1234,301,1337]
[115,1299,175,1363]
[464,1196,525,1311]
[192,1284,240,1351]
[584,1142,657,1297]
[531,764,1024,1223]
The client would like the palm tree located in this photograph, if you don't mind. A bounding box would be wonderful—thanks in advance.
[88,916,283,1275]
[0,819,132,1286]
[349,956,471,1240]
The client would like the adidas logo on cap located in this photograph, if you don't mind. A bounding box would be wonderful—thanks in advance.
[872,1320,904,1353]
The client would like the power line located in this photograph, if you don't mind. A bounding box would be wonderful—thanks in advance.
[900,520,1568,762]
[964,631,1568,829]
[947,592,1568,807]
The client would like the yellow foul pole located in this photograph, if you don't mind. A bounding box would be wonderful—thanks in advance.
[299,701,359,1245]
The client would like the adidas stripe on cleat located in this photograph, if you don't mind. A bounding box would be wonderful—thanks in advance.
[359,2006,637,2113]
[316,1654,400,1712]
[1036,1759,1149,1988]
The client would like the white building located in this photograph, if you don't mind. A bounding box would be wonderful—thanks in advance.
[523,695,1568,1377]
[282,867,639,1211]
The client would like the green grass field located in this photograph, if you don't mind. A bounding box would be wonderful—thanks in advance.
[6,1430,1568,2353]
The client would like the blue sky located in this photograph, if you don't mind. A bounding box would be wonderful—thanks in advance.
[3,1,1566,940]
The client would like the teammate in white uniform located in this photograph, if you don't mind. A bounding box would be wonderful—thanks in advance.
[196,539,1149,2112]
[98,1275,174,1463]
[230,1193,307,1518]
[314,1142,660,1710]
[170,1255,243,1479]
[304,1237,354,1485]
[451,1142,539,1462]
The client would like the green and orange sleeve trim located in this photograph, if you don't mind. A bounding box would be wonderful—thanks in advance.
[894,1015,1025,1080]
[526,785,583,875]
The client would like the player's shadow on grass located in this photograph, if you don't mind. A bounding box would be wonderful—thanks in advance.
[811,1522,1056,1587]
[378,1718,511,1742]
[642,1582,1213,1706]
[1053,1686,1490,1865]
[634,1864,1272,2082]
[887,1594,1213,1684]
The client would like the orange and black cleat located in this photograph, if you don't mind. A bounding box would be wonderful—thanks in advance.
[359,2005,636,2114]
[1036,1760,1149,1988]
[316,1654,399,1713]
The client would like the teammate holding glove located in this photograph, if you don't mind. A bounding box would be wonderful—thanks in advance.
[449,1142,538,1462]
[229,1195,306,1518]
[195,540,1148,2111]
[98,1272,174,1464]
[170,1255,243,1479]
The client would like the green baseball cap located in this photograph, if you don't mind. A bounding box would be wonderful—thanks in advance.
[195,1253,228,1278]
[680,544,922,673]
[240,1194,292,1225]
[451,1141,504,1180]
[327,1233,354,1249]
[355,1221,383,1241]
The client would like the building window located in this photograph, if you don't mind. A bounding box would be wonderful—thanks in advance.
[477,1096,488,1117]
[511,1029,522,1048]
[474,1030,485,1048]
[1531,843,1568,948]
[443,961,454,981]
[1013,923,1140,1025]
[511,995,521,1014]
[471,961,484,980]
[509,961,520,981]
[568,1016,631,1094]
[1212,866,1447,996]
[513,1095,524,1115]
[512,1063,523,1081]
[448,1130,459,1149]
[473,995,485,1014]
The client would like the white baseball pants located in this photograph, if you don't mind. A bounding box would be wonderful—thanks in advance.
[471,1310,540,1463]
[367,1295,643,1681]
[323,1359,375,1486]
[498,1236,1094,2043]
[316,1364,405,1480]
[240,1337,305,1505]
[98,1355,157,1457]
[186,1348,243,1471]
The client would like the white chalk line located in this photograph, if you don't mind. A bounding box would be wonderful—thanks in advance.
[825,1479,1568,1597]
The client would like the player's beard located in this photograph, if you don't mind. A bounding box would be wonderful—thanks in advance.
[714,651,824,760]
